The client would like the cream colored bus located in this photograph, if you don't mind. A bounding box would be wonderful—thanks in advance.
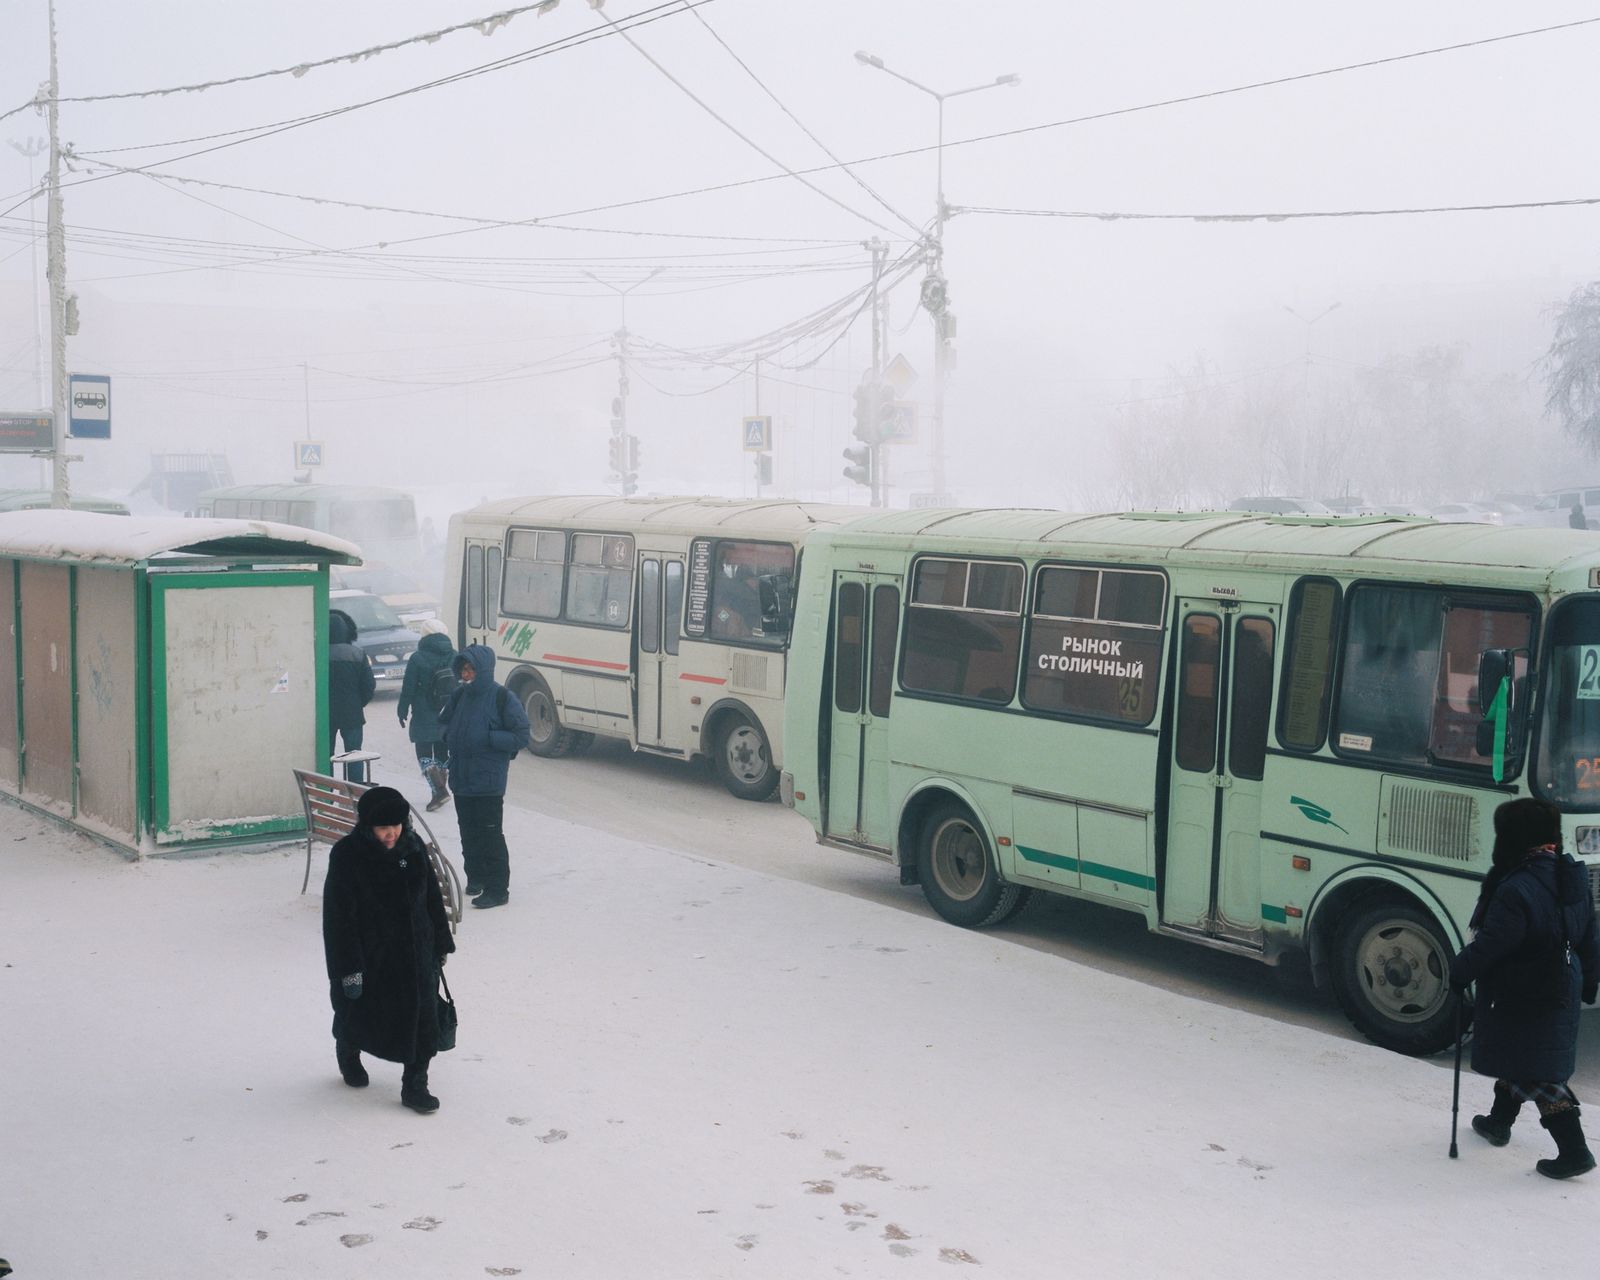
[444,496,860,800]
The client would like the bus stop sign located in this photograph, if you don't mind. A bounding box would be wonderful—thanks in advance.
[68,374,110,439]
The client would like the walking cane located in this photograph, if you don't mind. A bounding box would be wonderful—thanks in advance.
[1449,991,1465,1158]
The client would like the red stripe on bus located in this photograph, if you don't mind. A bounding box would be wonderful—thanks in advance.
[679,673,728,685]
[541,653,630,672]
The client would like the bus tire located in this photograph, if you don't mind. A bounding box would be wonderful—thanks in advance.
[712,712,779,802]
[523,678,578,759]
[1331,901,1462,1056]
[916,801,1021,929]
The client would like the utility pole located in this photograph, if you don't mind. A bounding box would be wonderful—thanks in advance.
[868,237,886,509]
[45,0,70,508]
[6,138,46,408]
[855,52,1019,501]
[586,268,660,497]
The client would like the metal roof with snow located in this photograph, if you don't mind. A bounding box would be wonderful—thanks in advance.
[0,509,362,567]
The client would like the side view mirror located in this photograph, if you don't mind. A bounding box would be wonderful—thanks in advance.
[1477,649,1512,716]
[757,573,794,630]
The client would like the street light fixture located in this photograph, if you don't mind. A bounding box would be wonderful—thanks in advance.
[855,51,1020,498]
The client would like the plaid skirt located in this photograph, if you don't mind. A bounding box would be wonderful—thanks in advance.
[1500,1080,1580,1113]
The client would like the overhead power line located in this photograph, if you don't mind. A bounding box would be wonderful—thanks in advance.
[683,6,923,238]
[589,3,902,237]
[23,1,579,109]
[99,12,1592,265]
[953,195,1600,223]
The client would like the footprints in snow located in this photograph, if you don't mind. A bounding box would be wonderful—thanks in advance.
[718,1139,980,1263]
[1204,1141,1273,1179]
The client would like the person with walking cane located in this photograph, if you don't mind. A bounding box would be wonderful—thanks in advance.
[1449,797,1600,1178]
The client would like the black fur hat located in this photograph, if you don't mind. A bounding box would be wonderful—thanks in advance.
[356,785,411,828]
[1491,797,1561,869]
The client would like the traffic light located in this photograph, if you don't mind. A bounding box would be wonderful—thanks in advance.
[607,432,625,474]
[754,453,773,485]
[842,444,872,487]
[852,380,880,443]
[626,434,640,472]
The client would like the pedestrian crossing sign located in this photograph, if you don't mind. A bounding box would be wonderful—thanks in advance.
[742,416,772,452]
[295,440,324,468]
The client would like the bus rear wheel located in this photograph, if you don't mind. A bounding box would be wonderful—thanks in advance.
[1332,902,1463,1056]
[917,802,1022,929]
[522,678,579,759]
[712,712,778,801]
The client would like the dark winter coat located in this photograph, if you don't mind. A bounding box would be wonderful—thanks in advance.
[397,631,457,744]
[1450,851,1600,1083]
[323,823,455,1064]
[328,610,376,733]
[439,643,530,798]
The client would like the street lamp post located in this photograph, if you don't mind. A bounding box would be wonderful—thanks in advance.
[855,51,1019,500]
[585,268,662,496]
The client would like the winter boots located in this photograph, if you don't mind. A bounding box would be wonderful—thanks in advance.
[1472,1082,1522,1147]
[1536,1108,1596,1180]
[424,761,451,812]
[401,1059,439,1114]
[336,1041,368,1088]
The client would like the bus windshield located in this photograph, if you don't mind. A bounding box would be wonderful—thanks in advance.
[1536,597,1600,808]
[330,499,417,544]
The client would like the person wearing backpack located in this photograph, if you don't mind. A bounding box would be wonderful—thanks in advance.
[328,609,376,783]
[397,624,458,812]
[1450,798,1600,1179]
[439,643,530,909]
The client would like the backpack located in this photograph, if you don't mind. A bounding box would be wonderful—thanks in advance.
[430,665,460,717]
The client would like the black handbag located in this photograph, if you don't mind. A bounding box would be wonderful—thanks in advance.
[436,968,458,1053]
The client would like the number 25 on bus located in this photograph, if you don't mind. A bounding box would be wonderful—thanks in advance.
[781,509,1600,1057]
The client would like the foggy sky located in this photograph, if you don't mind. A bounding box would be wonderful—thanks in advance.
[2,0,1598,515]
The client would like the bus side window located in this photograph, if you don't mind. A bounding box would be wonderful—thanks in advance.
[1228,618,1275,781]
[486,545,503,627]
[639,559,661,654]
[1276,578,1339,752]
[465,544,485,630]
[1175,614,1221,772]
[835,583,866,714]
[869,585,899,718]
[663,561,683,656]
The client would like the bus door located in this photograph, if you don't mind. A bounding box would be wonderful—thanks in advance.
[825,573,901,847]
[635,554,687,750]
[1162,600,1278,947]
[458,536,502,648]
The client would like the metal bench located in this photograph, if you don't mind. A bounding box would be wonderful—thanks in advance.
[292,768,463,927]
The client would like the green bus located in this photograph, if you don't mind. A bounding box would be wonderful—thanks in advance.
[781,508,1600,1055]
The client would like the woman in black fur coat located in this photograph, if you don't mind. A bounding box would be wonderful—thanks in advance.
[322,786,455,1113]
[1450,797,1600,1178]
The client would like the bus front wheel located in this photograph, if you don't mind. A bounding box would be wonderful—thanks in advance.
[916,802,1023,929]
[523,679,579,759]
[1331,902,1463,1056]
[712,713,779,801]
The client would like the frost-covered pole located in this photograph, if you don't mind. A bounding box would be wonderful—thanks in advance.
[45,0,70,508]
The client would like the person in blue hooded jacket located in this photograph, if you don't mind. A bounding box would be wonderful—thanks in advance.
[439,643,530,909]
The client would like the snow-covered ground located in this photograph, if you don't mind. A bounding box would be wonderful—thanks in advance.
[3,790,1594,1280]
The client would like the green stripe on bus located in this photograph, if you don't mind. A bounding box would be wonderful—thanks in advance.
[1018,845,1156,891]
[1261,904,1288,924]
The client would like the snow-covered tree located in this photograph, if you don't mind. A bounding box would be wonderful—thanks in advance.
[1544,282,1600,455]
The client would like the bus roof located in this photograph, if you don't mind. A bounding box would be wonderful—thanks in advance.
[0,489,129,515]
[195,483,411,504]
[820,508,1600,583]
[454,494,867,540]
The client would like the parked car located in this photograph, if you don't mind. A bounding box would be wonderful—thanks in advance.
[1227,495,1335,515]
[1317,495,1372,515]
[330,589,418,689]
[1429,501,1503,525]
[330,562,440,631]
[1504,486,1600,530]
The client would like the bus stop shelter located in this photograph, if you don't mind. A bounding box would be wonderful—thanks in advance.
[0,510,360,856]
